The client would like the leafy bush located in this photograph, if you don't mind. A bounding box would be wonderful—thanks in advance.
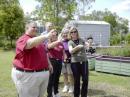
[3,40,15,50]
[110,33,121,45]
[0,36,4,47]
[125,33,130,44]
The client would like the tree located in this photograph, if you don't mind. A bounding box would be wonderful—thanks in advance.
[103,14,117,35]
[76,0,95,15]
[33,0,94,30]
[116,17,129,34]
[80,9,129,35]
[0,0,25,48]
[34,0,75,30]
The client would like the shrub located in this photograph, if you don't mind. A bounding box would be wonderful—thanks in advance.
[3,40,15,50]
[96,46,130,57]
[110,33,121,45]
[125,33,130,44]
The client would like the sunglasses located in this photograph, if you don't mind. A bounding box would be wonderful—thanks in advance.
[32,27,37,29]
[70,31,77,33]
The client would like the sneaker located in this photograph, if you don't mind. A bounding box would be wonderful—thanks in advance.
[68,85,73,93]
[53,93,61,97]
[62,85,69,92]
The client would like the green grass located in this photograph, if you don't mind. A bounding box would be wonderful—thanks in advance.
[0,50,130,97]
[89,71,130,88]
[0,50,17,97]
[89,71,130,96]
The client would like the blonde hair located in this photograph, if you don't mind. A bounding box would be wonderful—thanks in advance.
[61,28,69,36]
[68,26,79,40]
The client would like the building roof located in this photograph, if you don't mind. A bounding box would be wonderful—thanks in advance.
[68,20,110,25]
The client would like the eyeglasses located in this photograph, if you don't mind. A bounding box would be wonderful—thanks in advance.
[70,31,77,33]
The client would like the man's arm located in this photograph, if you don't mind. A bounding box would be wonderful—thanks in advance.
[47,34,63,49]
[25,30,54,49]
[47,40,61,49]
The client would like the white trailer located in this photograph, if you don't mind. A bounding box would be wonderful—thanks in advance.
[66,20,110,46]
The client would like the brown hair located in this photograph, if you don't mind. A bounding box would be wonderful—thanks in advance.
[48,29,58,42]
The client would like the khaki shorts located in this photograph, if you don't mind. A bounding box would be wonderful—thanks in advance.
[62,62,72,74]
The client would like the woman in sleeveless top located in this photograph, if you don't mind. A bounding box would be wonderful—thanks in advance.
[68,26,89,97]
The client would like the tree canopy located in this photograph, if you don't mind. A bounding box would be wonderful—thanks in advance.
[33,0,95,30]
[80,9,129,35]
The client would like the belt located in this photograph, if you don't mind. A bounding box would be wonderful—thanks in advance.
[15,67,48,73]
[79,61,85,64]
[72,61,86,64]
[50,58,61,61]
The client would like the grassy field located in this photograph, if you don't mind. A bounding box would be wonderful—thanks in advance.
[0,50,130,97]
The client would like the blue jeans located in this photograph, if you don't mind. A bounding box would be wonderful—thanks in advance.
[71,61,89,97]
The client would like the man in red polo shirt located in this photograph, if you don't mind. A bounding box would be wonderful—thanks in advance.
[11,22,53,97]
